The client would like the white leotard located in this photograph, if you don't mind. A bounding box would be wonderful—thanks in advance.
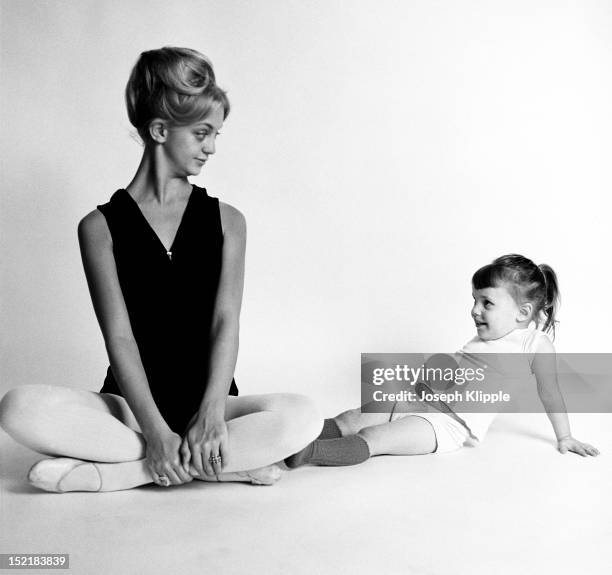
[455,325,551,442]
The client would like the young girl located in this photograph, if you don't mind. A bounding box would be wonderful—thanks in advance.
[0,47,322,492]
[286,254,599,467]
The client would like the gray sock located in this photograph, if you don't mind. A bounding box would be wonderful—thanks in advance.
[285,435,370,468]
[317,418,342,440]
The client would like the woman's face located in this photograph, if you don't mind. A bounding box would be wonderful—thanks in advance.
[162,103,225,176]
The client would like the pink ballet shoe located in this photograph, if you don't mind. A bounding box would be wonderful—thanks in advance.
[239,464,283,486]
[27,458,102,493]
[187,463,283,485]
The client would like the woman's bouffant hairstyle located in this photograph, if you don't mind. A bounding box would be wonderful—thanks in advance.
[472,254,560,338]
[125,47,230,142]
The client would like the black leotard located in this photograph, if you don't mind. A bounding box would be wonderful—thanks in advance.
[96,185,238,433]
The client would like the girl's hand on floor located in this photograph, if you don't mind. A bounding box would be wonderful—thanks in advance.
[182,411,229,479]
[558,436,600,457]
[145,429,194,486]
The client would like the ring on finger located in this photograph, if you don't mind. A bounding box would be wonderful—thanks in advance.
[209,454,222,465]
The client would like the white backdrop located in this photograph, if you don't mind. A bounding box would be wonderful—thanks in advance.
[2,0,611,412]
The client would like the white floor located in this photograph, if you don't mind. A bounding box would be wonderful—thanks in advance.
[1,413,610,575]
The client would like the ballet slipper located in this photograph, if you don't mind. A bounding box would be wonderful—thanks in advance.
[188,463,283,485]
[27,457,102,493]
[238,464,283,486]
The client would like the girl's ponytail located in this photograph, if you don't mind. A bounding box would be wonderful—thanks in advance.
[539,264,560,338]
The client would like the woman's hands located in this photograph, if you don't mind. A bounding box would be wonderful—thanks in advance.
[144,428,194,486]
[181,410,229,479]
[558,436,600,457]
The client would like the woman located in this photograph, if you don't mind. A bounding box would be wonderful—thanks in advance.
[0,47,322,492]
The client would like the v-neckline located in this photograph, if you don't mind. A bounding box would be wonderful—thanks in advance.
[122,186,195,256]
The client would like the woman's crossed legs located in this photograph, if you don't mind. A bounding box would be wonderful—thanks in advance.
[0,385,322,492]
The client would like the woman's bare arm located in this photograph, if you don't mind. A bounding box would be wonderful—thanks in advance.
[181,201,246,477]
[78,209,194,484]
[77,210,170,437]
[199,202,246,414]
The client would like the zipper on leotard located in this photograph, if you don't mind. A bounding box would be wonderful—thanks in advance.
[166,250,173,261]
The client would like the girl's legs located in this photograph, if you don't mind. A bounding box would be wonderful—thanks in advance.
[286,404,436,467]
[333,406,394,438]
[357,416,437,456]
[0,385,322,491]
[335,403,437,455]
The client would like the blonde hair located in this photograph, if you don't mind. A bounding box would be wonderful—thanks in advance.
[125,47,230,142]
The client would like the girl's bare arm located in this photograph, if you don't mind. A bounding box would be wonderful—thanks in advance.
[532,338,599,456]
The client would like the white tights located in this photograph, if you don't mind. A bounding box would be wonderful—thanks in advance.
[0,385,322,490]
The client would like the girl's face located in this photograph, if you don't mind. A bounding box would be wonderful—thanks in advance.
[471,284,526,340]
[162,104,224,176]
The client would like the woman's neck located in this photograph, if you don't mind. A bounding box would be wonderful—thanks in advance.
[126,147,191,204]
